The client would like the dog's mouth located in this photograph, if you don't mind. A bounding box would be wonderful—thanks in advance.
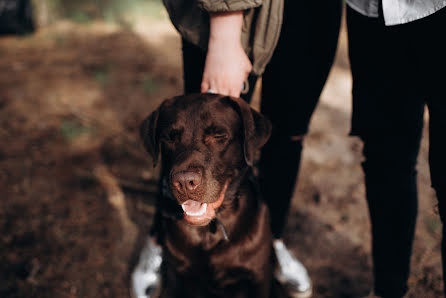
[181,180,229,226]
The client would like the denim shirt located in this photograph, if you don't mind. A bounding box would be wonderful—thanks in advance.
[346,0,446,25]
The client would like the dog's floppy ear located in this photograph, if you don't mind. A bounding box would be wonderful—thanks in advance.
[228,97,272,166]
[140,107,161,167]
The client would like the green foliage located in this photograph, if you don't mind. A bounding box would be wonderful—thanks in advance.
[53,34,65,46]
[142,75,159,95]
[69,10,93,24]
[93,68,110,87]
[34,0,166,26]
[425,215,441,236]
[60,119,94,141]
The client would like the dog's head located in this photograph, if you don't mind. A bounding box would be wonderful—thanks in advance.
[140,93,271,226]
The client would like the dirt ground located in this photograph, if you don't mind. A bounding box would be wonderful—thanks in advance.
[0,11,443,298]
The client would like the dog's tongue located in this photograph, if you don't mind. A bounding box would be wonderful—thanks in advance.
[181,200,204,213]
[180,181,229,225]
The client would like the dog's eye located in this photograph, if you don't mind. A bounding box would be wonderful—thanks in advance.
[213,134,228,140]
[204,126,228,144]
[206,133,228,144]
[164,129,182,143]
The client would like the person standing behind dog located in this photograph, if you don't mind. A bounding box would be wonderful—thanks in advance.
[346,1,446,297]
[131,1,342,297]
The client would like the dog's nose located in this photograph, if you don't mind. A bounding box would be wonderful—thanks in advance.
[172,171,202,194]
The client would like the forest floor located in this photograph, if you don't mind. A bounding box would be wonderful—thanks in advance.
[0,10,443,298]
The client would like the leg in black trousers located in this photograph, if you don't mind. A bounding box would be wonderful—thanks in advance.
[421,8,446,294]
[429,89,446,296]
[347,5,446,297]
[347,7,423,297]
[259,0,342,238]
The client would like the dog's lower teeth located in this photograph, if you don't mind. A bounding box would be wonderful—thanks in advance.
[183,203,207,217]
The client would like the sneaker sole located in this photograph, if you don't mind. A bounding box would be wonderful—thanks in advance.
[129,279,162,298]
[289,287,313,298]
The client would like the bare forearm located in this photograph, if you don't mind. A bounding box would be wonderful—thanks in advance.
[201,11,252,97]
[209,11,243,44]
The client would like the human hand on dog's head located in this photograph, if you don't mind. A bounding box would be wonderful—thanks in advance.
[200,11,252,98]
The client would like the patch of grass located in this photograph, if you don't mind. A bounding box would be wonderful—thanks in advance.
[142,75,159,95]
[53,34,65,46]
[125,0,166,21]
[60,120,94,141]
[93,68,110,87]
[425,215,441,237]
[68,10,93,24]
[102,8,117,24]
[35,0,167,27]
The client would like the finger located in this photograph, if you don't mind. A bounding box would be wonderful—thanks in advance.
[201,80,210,93]
[229,79,243,97]
[213,79,229,96]
[229,89,240,98]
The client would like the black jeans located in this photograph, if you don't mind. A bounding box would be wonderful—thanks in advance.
[347,6,446,298]
[182,0,342,238]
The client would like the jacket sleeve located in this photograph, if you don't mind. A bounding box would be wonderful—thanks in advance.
[197,0,262,12]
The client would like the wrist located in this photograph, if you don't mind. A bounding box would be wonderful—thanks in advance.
[208,11,243,45]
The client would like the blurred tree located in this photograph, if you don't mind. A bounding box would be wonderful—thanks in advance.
[0,0,35,35]
[31,0,164,27]
[32,0,58,26]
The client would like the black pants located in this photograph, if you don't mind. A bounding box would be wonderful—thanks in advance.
[347,5,446,298]
[182,0,342,238]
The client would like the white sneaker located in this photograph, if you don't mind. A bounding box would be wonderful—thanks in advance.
[131,237,311,298]
[131,236,162,298]
[273,239,312,298]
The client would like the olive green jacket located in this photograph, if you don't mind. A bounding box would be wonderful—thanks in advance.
[162,0,283,75]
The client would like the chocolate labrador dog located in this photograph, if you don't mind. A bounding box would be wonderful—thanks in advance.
[140,93,286,298]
